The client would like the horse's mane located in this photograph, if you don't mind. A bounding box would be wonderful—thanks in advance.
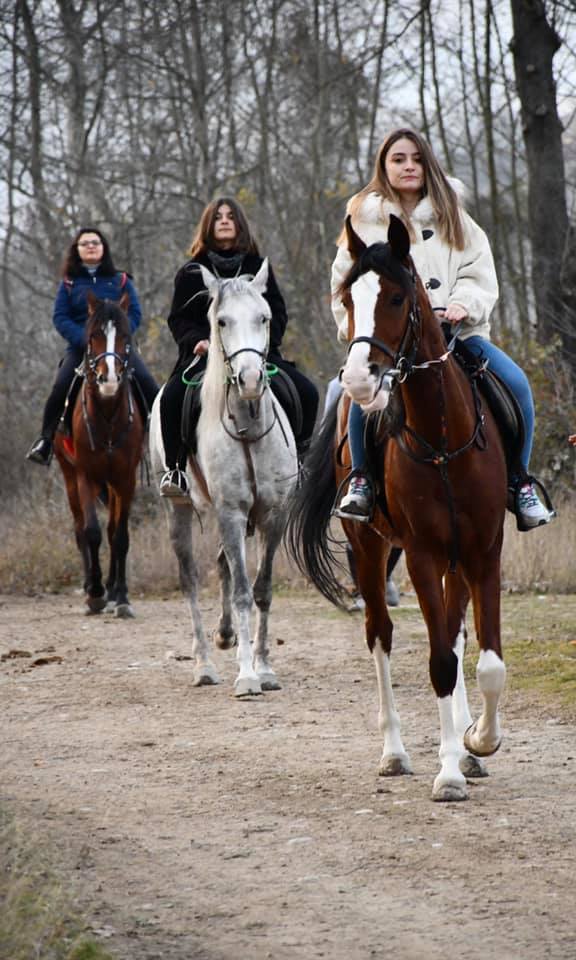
[337,242,414,300]
[86,299,131,340]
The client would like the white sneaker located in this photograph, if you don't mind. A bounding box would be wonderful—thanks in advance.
[516,482,551,531]
[335,476,373,520]
[160,468,190,498]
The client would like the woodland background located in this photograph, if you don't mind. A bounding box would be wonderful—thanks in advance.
[1,0,576,502]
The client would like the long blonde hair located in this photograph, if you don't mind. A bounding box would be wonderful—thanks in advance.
[342,129,465,250]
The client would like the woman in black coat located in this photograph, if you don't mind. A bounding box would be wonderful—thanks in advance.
[159,197,318,496]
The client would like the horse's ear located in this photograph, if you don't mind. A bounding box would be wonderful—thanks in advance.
[199,265,219,302]
[251,258,269,295]
[86,290,98,314]
[345,216,367,261]
[388,214,411,262]
[119,291,130,314]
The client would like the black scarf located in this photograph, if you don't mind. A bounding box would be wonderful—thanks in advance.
[206,249,245,276]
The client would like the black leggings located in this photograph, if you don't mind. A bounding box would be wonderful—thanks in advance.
[41,347,159,438]
[160,357,319,470]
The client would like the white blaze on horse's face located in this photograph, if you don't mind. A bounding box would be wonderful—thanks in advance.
[341,271,387,408]
[98,320,121,397]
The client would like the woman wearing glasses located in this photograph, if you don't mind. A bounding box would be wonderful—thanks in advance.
[27,227,158,465]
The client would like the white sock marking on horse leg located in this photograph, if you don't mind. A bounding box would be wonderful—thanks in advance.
[434,696,467,796]
[372,644,410,768]
[473,649,506,751]
[452,623,473,737]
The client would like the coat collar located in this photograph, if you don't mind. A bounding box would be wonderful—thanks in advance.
[351,177,466,228]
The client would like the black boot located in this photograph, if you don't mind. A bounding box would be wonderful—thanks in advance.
[26,436,53,466]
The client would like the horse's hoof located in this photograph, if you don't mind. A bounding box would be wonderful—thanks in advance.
[460,753,489,778]
[432,783,469,802]
[378,754,413,777]
[259,673,282,691]
[234,676,262,697]
[213,629,237,650]
[463,722,502,758]
[193,666,220,686]
[115,603,135,619]
[85,596,107,615]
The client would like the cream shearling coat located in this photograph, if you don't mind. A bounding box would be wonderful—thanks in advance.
[331,183,498,343]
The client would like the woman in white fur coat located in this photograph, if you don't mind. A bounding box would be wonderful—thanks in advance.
[331,127,552,532]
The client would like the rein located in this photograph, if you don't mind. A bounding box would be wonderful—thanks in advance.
[82,324,136,454]
[347,267,486,572]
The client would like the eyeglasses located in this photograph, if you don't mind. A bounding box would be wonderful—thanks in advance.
[78,240,102,247]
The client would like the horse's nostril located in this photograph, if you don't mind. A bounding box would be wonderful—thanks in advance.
[369,363,380,378]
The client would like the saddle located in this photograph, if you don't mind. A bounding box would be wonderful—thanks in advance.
[180,366,303,455]
[58,369,151,438]
[362,330,552,521]
[448,334,525,481]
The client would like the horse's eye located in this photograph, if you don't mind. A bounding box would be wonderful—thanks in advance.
[261,315,267,325]
[391,294,404,306]
[218,319,226,328]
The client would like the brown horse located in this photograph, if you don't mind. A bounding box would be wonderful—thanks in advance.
[54,292,145,617]
[287,215,508,801]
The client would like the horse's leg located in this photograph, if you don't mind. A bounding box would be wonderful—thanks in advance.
[444,573,488,778]
[217,509,261,697]
[345,524,412,777]
[251,521,284,691]
[463,544,506,758]
[169,501,219,686]
[106,480,136,619]
[77,472,107,614]
[105,487,119,609]
[213,546,237,649]
[57,457,91,592]
[406,553,468,802]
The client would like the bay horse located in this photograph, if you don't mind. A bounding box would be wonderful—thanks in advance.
[54,292,145,617]
[149,261,297,696]
[287,215,508,801]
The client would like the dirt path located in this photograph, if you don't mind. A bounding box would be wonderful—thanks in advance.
[1,589,576,960]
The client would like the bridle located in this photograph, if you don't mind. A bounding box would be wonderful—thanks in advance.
[81,316,136,452]
[212,292,288,447]
[85,322,132,386]
[344,260,486,572]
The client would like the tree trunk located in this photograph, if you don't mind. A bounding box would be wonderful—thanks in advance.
[510,0,576,371]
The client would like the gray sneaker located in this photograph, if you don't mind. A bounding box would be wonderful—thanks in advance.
[516,482,551,531]
[335,476,373,520]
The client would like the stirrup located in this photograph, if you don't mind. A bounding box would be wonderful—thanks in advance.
[160,468,190,498]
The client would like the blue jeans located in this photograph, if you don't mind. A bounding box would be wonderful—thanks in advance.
[348,336,535,474]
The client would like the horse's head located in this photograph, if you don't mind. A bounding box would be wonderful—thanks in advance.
[200,260,271,400]
[85,292,132,398]
[339,215,421,412]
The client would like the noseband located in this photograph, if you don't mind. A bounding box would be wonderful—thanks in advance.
[345,265,421,390]
[85,324,132,384]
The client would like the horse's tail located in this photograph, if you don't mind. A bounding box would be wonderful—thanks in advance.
[285,400,349,610]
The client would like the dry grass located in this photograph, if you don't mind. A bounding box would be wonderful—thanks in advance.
[0,806,113,960]
[2,470,575,596]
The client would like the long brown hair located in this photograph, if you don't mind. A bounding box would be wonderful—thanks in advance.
[188,197,260,258]
[344,129,465,250]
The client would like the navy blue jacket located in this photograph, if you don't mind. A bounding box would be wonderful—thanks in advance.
[52,268,142,350]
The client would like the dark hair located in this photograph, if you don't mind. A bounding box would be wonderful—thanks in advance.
[188,197,260,258]
[61,227,117,278]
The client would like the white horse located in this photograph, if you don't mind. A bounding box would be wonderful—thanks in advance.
[150,261,298,696]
